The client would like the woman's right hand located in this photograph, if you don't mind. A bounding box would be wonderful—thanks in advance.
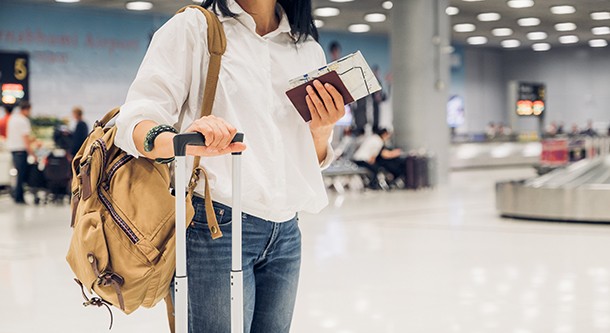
[184,115,246,157]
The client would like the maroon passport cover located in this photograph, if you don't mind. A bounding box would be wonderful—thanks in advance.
[285,70,355,122]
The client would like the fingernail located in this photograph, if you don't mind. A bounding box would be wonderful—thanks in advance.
[306,85,313,92]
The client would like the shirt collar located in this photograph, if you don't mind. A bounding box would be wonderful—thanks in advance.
[217,0,295,40]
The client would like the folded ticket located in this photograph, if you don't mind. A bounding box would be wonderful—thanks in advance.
[286,51,382,122]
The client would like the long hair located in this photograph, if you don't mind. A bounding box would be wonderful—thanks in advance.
[201,0,319,42]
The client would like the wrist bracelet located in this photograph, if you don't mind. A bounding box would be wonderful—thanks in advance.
[144,124,178,153]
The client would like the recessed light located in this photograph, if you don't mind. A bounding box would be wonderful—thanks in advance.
[314,20,324,28]
[559,35,579,44]
[446,6,460,16]
[501,39,521,48]
[382,1,393,10]
[550,5,576,15]
[467,36,488,45]
[589,39,608,47]
[314,7,340,17]
[532,43,551,51]
[518,17,541,26]
[348,24,370,33]
[592,27,610,35]
[125,1,153,11]
[364,13,387,23]
[591,12,610,21]
[507,0,534,8]
[527,32,548,40]
[477,12,501,21]
[453,23,476,33]
[492,28,513,36]
[55,0,80,3]
[554,22,577,31]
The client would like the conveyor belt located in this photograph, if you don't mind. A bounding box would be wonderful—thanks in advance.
[496,156,610,222]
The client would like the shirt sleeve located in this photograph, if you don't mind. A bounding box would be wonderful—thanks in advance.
[114,8,209,157]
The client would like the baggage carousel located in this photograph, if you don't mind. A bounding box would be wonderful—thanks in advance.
[496,156,610,222]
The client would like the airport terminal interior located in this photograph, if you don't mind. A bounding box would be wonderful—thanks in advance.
[2,0,610,332]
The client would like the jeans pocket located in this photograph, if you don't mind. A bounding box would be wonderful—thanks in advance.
[192,201,231,228]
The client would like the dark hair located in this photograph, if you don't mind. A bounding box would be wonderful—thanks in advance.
[19,100,31,110]
[202,0,318,42]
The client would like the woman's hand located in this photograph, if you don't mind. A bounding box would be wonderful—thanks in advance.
[184,115,246,157]
[305,80,345,134]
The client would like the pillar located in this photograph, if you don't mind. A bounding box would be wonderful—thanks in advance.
[391,0,451,184]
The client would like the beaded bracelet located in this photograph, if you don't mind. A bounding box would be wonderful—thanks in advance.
[144,124,178,153]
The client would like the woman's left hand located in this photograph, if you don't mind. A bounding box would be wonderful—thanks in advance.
[305,80,345,133]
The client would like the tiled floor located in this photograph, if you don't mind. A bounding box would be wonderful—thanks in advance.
[2,167,610,333]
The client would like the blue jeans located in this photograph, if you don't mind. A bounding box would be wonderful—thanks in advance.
[183,197,301,333]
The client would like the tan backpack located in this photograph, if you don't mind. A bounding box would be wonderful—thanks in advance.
[66,5,226,328]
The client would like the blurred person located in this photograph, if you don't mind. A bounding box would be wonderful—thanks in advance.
[70,106,89,156]
[328,40,342,61]
[485,122,497,139]
[557,121,565,135]
[371,65,387,132]
[6,101,34,204]
[545,121,558,137]
[0,106,12,138]
[114,1,346,331]
[352,128,405,188]
[581,119,598,137]
[568,123,580,138]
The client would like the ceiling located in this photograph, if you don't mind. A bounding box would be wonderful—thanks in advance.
[5,0,610,50]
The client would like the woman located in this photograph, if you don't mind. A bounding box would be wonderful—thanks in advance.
[114,0,345,332]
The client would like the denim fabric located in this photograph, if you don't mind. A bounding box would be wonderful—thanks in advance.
[11,151,27,203]
[182,196,301,333]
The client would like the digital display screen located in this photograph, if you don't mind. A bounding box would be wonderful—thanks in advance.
[0,52,29,106]
[516,82,545,116]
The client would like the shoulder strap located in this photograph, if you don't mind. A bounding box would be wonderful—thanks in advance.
[177,5,227,240]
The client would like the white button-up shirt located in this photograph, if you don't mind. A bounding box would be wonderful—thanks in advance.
[115,3,333,222]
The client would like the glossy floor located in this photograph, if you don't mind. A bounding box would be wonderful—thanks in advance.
[2,167,610,333]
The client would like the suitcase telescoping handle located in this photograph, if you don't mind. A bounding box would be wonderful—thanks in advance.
[172,132,245,333]
[173,132,245,156]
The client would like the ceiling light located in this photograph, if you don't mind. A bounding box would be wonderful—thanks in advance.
[477,12,501,21]
[314,20,324,28]
[532,43,551,51]
[527,31,548,40]
[591,12,610,21]
[364,13,387,23]
[592,27,610,35]
[550,5,576,15]
[501,39,521,48]
[554,22,577,31]
[453,23,476,32]
[348,24,370,33]
[467,36,488,45]
[589,39,608,47]
[558,35,579,44]
[382,1,393,10]
[492,28,513,36]
[55,0,80,3]
[446,6,460,16]
[125,1,153,11]
[518,17,541,26]
[507,0,534,8]
[314,7,340,17]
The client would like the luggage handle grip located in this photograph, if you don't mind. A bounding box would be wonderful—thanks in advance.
[173,132,244,157]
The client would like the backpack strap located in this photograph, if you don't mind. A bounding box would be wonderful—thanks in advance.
[95,107,121,128]
[177,5,227,240]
